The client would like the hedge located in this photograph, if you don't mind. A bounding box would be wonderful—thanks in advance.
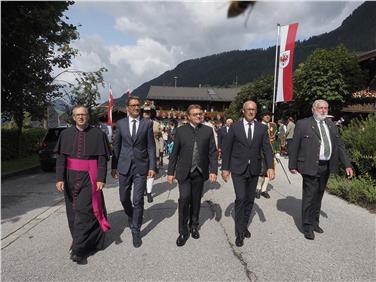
[327,174,376,211]
[341,113,376,178]
[1,128,47,161]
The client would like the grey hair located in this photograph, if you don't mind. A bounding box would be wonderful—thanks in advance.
[242,100,257,110]
[312,99,328,110]
[72,105,89,115]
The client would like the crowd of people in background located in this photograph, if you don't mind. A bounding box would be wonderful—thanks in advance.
[130,114,297,161]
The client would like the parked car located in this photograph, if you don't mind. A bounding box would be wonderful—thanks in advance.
[38,127,67,172]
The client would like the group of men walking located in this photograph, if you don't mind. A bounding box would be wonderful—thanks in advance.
[55,97,353,264]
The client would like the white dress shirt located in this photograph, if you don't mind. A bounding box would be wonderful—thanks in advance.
[243,118,255,140]
[128,116,140,136]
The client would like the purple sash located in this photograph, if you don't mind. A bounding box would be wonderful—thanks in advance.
[67,158,111,232]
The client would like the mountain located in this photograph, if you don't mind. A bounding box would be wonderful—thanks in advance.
[114,1,376,105]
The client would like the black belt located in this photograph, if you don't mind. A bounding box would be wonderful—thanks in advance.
[319,160,329,165]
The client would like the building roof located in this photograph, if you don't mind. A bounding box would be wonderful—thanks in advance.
[147,86,239,102]
[357,49,376,62]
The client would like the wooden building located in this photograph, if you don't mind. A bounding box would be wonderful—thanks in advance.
[146,86,239,120]
[342,49,376,116]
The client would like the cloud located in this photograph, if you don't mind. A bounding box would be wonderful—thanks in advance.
[62,1,362,103]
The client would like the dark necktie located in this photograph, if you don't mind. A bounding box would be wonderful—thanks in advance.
[319,120,330,158]
[247,122,253,143]
[131,119,137,140]
[191,127,200,172]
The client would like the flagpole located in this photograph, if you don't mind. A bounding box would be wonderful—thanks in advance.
[107,84,113,141]
[272,23,280,123]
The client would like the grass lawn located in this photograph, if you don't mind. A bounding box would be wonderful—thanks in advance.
[2,154,39,175]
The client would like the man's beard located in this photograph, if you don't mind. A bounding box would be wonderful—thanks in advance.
[313,112,327,121]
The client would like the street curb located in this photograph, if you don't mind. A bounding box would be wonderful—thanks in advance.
[1,165,41,180]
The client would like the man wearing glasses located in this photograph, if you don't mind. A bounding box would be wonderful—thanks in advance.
[55,105,111,264]
[167,104,218,247]
[221,100,275,247]
[111,96,156,248]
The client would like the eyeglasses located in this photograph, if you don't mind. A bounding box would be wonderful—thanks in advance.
[74,113,88,117]
[244,108,257,112]
[190,112,203,116]
[128,104,140,108]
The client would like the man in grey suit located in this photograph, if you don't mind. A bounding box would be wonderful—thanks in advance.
[112,96,156,247]
[289,99,353,240]
[221,100,275,247]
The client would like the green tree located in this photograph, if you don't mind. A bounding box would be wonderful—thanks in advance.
[68,67,108,118]
[1,1,78,155]
[294,45,367,117]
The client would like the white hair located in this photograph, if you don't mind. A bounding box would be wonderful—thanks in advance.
[312,99,328,110]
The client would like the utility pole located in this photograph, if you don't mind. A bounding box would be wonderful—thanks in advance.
[174,76,178,88]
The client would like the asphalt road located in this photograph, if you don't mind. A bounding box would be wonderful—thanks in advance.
[1,158,375,281]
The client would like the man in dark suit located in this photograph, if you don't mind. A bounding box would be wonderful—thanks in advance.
[167,104,218,247]
[289,99,353,240]
[218,118,233,157]
[221,100,275,247]
[111,96,156,248]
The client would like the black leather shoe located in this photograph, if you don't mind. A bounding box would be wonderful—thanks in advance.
[191,228,200,239]
[255,191,260,199]
[304,231,315,240]
[176,234,189,247]
[147,193,153,203]
[261,191,270,199]
[235,236,244,247]
[70,254,87,265]
[132,232,142,248]
[244,229,251,238]
[314,226,324,233]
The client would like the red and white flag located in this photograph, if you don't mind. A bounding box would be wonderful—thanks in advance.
[276,23,298,103]
[127,88,132,98]
[107,86,113,125]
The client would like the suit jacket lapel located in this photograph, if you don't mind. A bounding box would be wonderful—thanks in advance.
[326,119,335,144]
[134,118,144,143]
[250,121,260,148]
[310,117,321,139]
[238,119,249,146]
[124,118,132,142]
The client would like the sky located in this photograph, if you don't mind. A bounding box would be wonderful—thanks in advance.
[55,0,363,103]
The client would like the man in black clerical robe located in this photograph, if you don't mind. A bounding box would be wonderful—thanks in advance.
[55,106,111,264]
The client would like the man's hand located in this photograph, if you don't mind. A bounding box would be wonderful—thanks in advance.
[209,173,217,183]
[346,167,354,179]
[167,175,175,185]
[267,169,275,181]
[289,169,299,174]
[111,169,118,179]
[56,181,64,192]
[221,170,230,182]
[96,182,105,191]
[148,170,156,178]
